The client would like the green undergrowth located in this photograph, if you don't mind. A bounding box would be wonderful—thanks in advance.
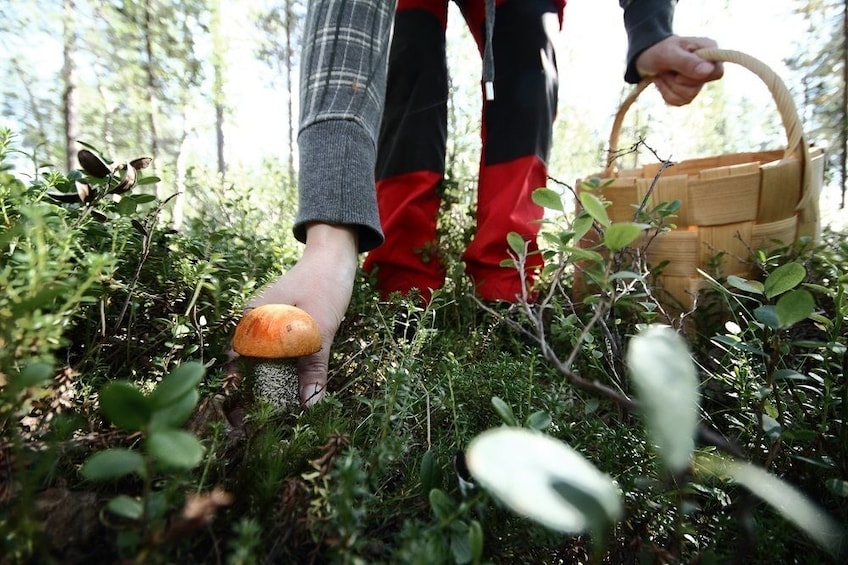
[1,130,846,564]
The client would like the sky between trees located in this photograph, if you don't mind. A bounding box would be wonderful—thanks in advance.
[2,1,843,227]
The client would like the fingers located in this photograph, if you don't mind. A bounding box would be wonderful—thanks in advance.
[236,223,358,408]
[675,37,724,80]
[298,351,330,407]
[653,75,704,107]
[635,35,724,106]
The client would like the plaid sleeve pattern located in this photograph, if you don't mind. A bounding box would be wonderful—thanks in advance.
[294,0,395,252]
[299,0,395,143]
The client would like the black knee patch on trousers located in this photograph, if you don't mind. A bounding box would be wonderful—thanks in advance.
[376,10,449,180]
[483,0,559,165]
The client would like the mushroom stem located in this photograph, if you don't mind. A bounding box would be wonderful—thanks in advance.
[253,359,300,410]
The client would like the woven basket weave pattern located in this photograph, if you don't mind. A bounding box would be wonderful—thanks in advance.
[578,49,824,311]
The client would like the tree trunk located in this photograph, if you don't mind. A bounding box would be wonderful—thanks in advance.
[12,60,50,154]
[98,82,117,158]
[62,0,81,171]
[285,0,295,185]
[172,122,190,230]
[841,0,847,208]
[142,0,160,194]
[212,0,227,179]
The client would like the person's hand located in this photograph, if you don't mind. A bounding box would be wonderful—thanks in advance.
[635,36,724,106]
[228,223,359,407]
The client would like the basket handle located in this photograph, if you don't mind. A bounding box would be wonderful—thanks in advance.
[604,49,815,216]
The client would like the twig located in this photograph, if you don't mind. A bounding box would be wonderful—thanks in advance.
[488,140,745,458]
[474,289,746,459]
[113,194,177,332]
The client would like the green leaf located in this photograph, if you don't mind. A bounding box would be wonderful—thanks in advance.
[148,362,205,410]
[608,270,644,282]
[147,429,204,470]
[116,197,137,215]
[532,187,563,211]
[491,396,517,426]
[17,283,67,311]
[565,246,605,264]
[753,305,781,329]
[604,222,645,251]
[100,381,151,431]
[773,369,808,382]
[540,231,567,247]
[419,450,443,494]
[551,479,612,540]
[429,488,458,522]
[107,495,145,521]
[499,258,517,269]
[506,232,526,256]
[136,175,161,186]
[128,192,158,203]
[712,335,766,357]
[775,289,814,328]
[468,520,484,564]
[116,530,142,551]
[626,325,699,473]
[146,491,169,520]
[726,275,764,294]
[525,410,552,431]
[573,213,594,241]
[699,456,845,558]
[451,522,472,564]
[149,388,199,431]
[761,414,782,439]
[580,177,608,191]
[803,283,835,297]
[793,455,836,470]
[808,312,832,327]
[12,362,53,389]
[654,199,682,215]
[466,428,622,533]
[579,192,610,228]
[764,262,806,299]
[81,448,145,481]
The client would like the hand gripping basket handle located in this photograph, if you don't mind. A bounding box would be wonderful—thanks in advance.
[604,48,815,216]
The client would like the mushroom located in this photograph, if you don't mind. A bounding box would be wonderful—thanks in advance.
[232,304,322,410]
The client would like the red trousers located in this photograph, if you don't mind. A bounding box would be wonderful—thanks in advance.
[363,0,565,302]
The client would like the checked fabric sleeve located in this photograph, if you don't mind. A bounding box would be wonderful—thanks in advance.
[294,0,395,252]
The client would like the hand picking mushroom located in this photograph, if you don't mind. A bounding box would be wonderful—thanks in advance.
[232,304,322,410]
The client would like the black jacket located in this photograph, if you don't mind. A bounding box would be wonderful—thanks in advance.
[621,0,676,83]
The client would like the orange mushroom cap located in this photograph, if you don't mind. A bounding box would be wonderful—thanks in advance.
[232,304,321,358]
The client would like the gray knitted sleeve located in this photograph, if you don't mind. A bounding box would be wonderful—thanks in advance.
[293,0,395,252]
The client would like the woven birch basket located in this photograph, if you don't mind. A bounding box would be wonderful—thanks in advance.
[577,49,824,312]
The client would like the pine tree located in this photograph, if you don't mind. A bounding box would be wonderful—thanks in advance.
[255,0,305,187]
